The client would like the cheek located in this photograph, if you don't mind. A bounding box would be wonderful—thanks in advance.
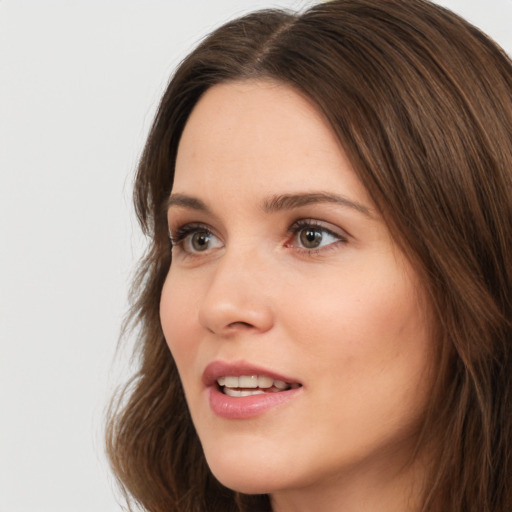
[281,267,432,468]
[160,272,201,380]
[294,266,421,337]
[283,257,432,396]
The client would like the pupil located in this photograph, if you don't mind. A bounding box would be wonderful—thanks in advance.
[192,232,210,251]
[300,228,322,248]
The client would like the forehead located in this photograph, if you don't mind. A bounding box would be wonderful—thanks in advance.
[173,80,371,206]
[176,79,335,166]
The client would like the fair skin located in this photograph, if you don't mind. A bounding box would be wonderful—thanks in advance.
[160,80,433,512]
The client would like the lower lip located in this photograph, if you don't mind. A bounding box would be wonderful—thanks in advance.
[208,386,301,419]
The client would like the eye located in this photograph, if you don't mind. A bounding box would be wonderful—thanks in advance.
[170,224,223,254]
[289,220,346,251]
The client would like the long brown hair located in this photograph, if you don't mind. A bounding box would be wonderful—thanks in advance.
[106,1,512,510]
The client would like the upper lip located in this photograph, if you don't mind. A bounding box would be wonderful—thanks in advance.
[202,360,301,387]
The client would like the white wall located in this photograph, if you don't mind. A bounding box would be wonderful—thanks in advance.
[0,1,510,511]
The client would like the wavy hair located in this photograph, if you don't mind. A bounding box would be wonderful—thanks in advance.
[106,1,512,510]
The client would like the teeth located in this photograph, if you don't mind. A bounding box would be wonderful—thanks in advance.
[224,376,239,387]
[274,379,288,390]
[239,375,258,388]
[216,375,294,392]
[258,375,273,388]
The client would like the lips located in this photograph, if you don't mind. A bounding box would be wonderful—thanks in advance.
[203,361,303,419]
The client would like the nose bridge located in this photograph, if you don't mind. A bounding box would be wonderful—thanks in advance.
[198,242,274,336]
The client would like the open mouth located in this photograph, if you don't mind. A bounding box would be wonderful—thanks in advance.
[217,375,302,397]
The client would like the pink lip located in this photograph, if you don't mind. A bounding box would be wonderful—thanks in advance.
[203,360,302,419]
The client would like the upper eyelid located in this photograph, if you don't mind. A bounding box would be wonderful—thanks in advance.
[169,219,349,238]
[169,222,216,240]
[290,218,350,239]
[166,203,222,233]
[167,210,223,236]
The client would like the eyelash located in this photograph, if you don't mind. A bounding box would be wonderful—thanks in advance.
[169,219,348,257]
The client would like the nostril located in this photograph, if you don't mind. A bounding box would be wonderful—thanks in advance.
[227,321,254,329]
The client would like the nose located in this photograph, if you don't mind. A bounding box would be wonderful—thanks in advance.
[198,248,274,337]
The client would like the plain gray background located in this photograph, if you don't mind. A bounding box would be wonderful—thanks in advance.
[1,1,511,511]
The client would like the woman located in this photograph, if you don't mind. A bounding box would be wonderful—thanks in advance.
[106,0,512,511]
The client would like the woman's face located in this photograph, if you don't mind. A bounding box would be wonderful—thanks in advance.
[160,80,433,504]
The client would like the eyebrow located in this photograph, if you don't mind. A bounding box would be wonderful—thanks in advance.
[166,191,373,218]
[263,192,373,217]
[166,194,212,213]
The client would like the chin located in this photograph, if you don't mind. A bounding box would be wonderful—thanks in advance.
[214,474,273,495]
[209,464,275,495]
[202,443,291,495]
